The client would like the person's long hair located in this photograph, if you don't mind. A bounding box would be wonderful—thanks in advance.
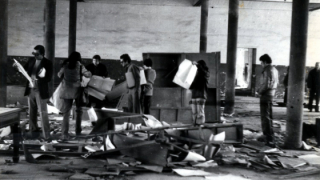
[197,60,209,72]
[61,51,82,69]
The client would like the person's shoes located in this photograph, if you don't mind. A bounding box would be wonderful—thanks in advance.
[315,107,319,112]
[308,108,313,112]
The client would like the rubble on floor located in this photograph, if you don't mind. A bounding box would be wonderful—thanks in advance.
[1,107,320,179]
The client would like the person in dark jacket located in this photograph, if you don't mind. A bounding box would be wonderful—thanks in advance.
[13,45,52,140]
[58,52,92,140]
[120,54,141,113]
[189,60,210,125]
[86,55,108,108]
[140,58,157,114]
[307,62,320,112]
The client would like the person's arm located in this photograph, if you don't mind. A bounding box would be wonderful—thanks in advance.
[81,64,92,78]
[57,66,65,78]
[258,71,268,95]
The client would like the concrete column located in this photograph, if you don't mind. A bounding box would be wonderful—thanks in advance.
[68,0,77,55]
[223,0,239,115]
[284,0,309,149]
[0,0,8,107]
[199,0,209,53]
[44,0,56,90]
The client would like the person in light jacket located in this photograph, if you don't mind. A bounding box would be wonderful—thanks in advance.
[58,51,92,140]
[190,60,210,126]
[257,54,279,147]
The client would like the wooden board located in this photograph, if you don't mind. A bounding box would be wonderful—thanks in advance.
[112,134,168,166]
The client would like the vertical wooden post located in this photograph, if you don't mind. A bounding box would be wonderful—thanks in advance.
[223,0,239,115]
[199,0,209,53]
[69,0,77,55]
[284,0,309,149]
[44,0,56,91]
[0,0,8,107]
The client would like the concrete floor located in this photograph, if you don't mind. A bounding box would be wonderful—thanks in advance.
[1,96,320,180]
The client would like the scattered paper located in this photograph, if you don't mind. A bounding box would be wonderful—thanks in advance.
[278,156,307,168]
[0,144,11,150]
[193,160,218,168]
[87,107,98,121]
[173,169,215,177]
[182,151,206,162]
[47,104,60,114]
[263,155,277,166]
[213,131,225,142]
[302,141,312,150]
[40,143,54,151]
[85,145,102,152]
[32,154,57,160]
[0,126,11,137]
[143,114,163,128]
[298,154,320,165]
[100,135,115,151]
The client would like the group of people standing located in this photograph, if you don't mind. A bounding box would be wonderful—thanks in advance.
[13,45,159,141]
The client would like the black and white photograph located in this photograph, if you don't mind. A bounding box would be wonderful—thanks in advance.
[0,0,320,179]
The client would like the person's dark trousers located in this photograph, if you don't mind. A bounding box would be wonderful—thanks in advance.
[128,88,141,114]
[143,96,152,114]
[260,97,274,143]
[61,96,83,138]
[308,89,320,112]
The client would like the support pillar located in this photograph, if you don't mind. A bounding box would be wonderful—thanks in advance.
[284,0,309,149]
[44,0,56,91]
[199,0,209,53]
[223,0,239,115]
[0,0,8,107]
[68,0,77,55]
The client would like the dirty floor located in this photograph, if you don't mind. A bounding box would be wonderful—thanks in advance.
[1,96,320,180]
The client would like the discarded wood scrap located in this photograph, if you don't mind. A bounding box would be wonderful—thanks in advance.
[111,134,169,166]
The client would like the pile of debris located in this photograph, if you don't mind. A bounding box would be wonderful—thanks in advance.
[1,107,320,179]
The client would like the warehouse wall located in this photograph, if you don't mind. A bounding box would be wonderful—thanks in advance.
[7,0,320,66]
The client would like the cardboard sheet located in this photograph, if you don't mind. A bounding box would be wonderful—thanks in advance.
[173,59,197,89]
